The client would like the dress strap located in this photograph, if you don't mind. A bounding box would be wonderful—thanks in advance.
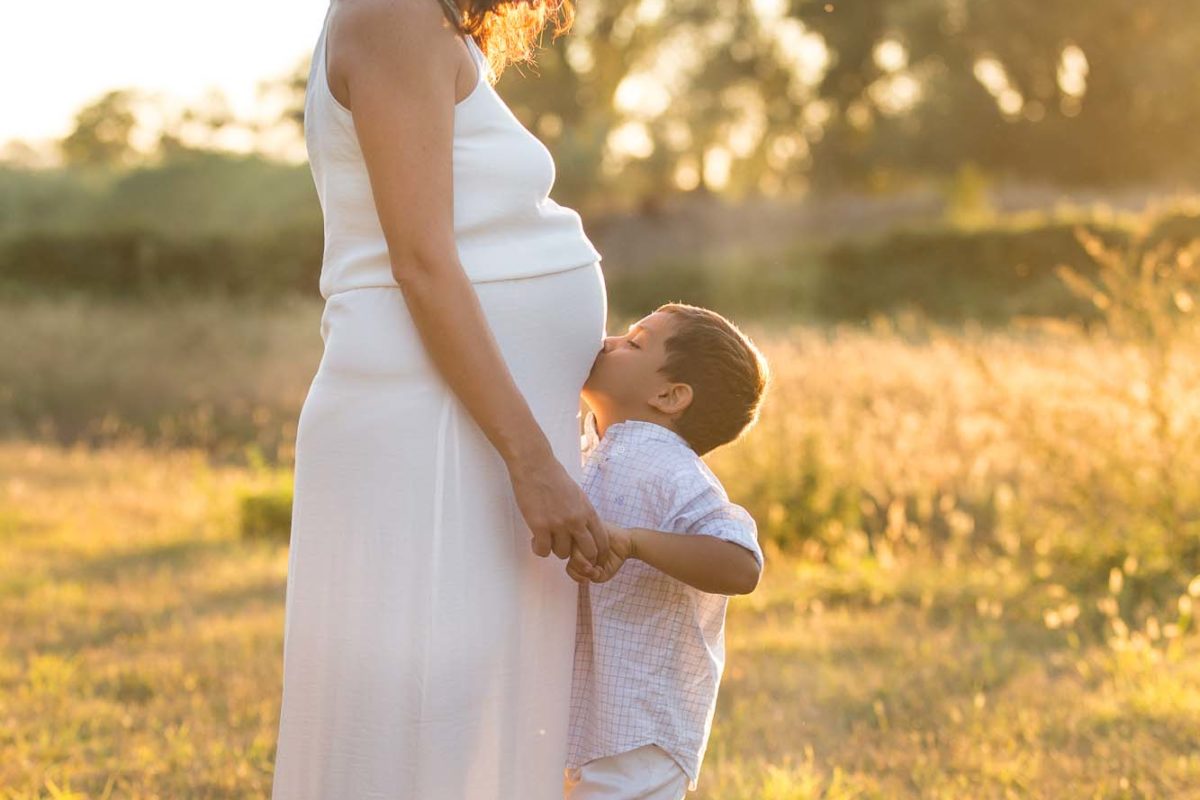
[437,0,464,30]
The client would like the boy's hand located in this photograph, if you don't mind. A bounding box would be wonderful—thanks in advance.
[565,544,602,583]
[566,523,635,584]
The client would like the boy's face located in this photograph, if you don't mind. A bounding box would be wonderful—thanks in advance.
[583,311,684,426]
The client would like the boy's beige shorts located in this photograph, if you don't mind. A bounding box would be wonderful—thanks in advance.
[563,744,690,799]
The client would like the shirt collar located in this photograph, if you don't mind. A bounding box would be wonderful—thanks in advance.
[582,409,692,459]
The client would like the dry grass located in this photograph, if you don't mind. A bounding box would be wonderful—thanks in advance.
[3,435,1200,798]
[0,443,286,799]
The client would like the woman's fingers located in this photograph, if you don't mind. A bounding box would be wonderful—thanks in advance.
[570,532,598,566]
[565,547,592,583]
[586,512,611,566]
[550,528,574,560]
[567,493,606,566]
[529,528,553,558]
[563,512,609,580]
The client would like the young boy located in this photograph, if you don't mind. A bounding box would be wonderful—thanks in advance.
[562,302,770,799]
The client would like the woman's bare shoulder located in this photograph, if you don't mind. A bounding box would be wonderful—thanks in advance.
[337,0,458,48]
[329,0,463,109]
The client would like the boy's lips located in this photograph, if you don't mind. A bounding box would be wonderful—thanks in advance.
[585,352,605,382]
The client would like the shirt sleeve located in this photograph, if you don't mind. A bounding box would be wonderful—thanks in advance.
[660,465,764,572]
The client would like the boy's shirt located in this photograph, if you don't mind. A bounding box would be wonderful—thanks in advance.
[566,412,764,792]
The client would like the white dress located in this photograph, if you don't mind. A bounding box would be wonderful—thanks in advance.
[269,5,607,798]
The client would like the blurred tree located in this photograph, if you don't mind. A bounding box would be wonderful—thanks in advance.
[0,139,53,169]
[497,0,810,210]
[152,88,240,160]
[678,0,811,199]
[790,0,1200,187]
[97,151,321,236]
[59,90,141,170]
[495,0,655,212]
[258,61,309,135]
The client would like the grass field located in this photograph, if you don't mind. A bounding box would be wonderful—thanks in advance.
[3,234,1200,798]
[3,435,1200,799]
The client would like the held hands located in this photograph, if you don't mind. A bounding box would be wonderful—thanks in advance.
[507,452,610,569]
[566,522,635,584]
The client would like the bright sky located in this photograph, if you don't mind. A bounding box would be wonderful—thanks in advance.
[3,0,330,155]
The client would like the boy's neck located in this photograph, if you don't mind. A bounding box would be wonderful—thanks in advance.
[591,409,678,440]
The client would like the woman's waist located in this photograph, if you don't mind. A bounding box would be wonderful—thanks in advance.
[323,259,600,298]
[319,237,602,299]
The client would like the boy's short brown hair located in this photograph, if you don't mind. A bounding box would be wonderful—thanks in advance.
[655,302,770,456]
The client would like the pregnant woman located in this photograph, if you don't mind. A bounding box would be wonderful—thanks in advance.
[270,0,611,797]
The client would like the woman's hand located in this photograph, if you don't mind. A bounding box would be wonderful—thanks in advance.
[508,454,611,570]
[566,523,634,584]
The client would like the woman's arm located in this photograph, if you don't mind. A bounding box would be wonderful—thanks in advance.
[332,0,608,571]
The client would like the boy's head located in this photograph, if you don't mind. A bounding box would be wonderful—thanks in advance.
[582,302,769,456]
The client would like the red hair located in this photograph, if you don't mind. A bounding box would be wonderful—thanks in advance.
[438,0,576,79]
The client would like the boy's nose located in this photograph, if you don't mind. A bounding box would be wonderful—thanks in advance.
[601,336,618,353]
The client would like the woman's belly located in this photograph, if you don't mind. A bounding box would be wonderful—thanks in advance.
[310,260,607,472]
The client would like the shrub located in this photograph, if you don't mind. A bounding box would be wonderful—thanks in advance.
[237,483,293,542]
[0,225,322,298]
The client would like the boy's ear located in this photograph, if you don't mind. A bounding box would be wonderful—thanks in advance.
[650,382,692,416]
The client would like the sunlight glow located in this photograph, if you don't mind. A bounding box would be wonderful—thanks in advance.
[873,39,908,73]
[869,73,922,116]
[752,0,789,20]
[1058,44,1089,98]
[974,56,1025,119]
[704,145,733,190]
[775,19,830,88]
[635,0,667,25]
[674,156,701,190]
[565,38,596,75]
[1,0,329,154]
[615,74,674,119]
[607,121,655,162]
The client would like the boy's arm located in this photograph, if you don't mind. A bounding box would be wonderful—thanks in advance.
[630,468,764,595]
[566,462,765,594]
[592,470,768,594]
[625,525,761,595]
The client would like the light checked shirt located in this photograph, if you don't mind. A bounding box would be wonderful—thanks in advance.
[565,411,764,792]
